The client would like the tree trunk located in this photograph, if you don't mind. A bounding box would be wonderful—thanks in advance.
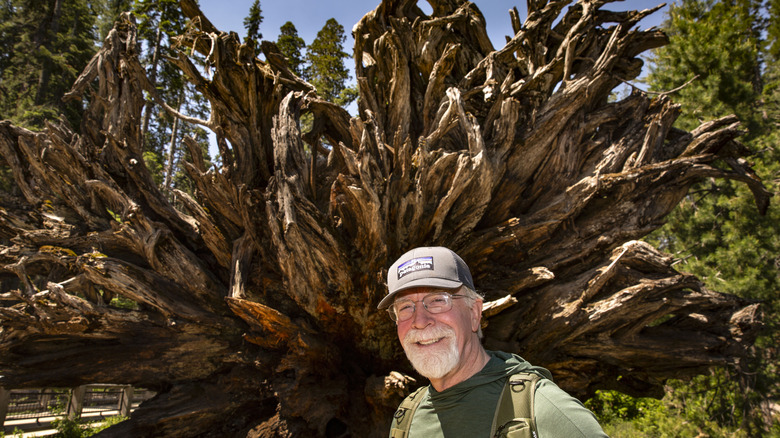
[140,25,163,144]
[33,0,64,106]
[164,94,184,191]
[0,1,769,437]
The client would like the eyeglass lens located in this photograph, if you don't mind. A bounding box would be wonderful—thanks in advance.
[389,293,454,322]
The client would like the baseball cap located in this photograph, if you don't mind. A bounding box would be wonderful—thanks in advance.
[377,246,475,309]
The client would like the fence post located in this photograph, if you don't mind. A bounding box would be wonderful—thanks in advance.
[39,388,52,411]
[119,386,132,417]
[0,387,10,427]
[67,386,87,420]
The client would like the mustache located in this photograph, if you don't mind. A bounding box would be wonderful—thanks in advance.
[403,325,455,345]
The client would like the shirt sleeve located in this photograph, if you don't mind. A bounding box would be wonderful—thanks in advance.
[533,379,608,438]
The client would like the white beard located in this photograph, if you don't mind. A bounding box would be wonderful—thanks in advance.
[402,325,460,379]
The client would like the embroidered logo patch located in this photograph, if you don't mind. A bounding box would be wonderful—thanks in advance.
[397,256,434,279]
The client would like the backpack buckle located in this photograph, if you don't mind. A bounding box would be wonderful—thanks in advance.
[509,379,528,392]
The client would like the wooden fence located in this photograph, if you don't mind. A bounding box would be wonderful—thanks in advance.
[1,385,155,433]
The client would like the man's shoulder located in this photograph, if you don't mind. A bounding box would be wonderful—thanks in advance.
[533,380,608,437]
[488,350,555,381]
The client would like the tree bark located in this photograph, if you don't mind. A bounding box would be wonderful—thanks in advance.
[0,1,770,437]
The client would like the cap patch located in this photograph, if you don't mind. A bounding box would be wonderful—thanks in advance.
[397,256,434,279]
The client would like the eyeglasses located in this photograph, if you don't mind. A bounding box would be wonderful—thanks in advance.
[388,292,466,322]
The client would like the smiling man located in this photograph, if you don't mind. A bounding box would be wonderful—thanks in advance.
[379,247,607,438]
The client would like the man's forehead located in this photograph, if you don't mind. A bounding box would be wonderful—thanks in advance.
[394,286,459,301]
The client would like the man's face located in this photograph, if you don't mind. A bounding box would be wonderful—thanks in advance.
[394,287,482,380]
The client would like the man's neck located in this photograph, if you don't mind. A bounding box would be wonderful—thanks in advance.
[429,345,491,392]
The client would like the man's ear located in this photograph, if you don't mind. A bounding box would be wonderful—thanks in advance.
[471,299,483,333]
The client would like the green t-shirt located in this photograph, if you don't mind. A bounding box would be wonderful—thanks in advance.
[392,350,607,438]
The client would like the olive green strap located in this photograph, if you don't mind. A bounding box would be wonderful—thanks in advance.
[490,372,542,437]
[390,386,428,438]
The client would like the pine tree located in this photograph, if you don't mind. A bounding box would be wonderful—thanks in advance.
[132,0,210,194]
[0,0,99,129]
[647,0,777,311]
[243,0,262,44]
[304,18,353,105]
[277,21,305,76]
[0,0,12,71]
[638,0,780,434]
[96,0,133,40]
[647,0,763,136]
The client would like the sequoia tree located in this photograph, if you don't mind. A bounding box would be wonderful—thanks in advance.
[0,0,770,437]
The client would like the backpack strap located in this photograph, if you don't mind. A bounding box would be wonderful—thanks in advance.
[389,385,429,438]
[490,372,543,438]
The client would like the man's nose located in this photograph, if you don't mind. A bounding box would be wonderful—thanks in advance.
[410,303,434,329]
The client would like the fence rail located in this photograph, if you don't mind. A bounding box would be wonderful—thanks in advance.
[82,386,127,416]
[4,389,70,421]
[1,385,155,433]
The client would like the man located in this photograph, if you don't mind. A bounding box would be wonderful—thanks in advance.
[378,246,607,437]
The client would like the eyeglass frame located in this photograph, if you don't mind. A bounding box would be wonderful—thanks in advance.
[386,291,468,323]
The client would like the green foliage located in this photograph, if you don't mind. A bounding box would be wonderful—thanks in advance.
[278,18,356,110]
[586,389,664,425]
[48,392,70,415]
[765,0,780,61]
[277,21,305,76]
[167,126,211,197]
[335,85,359,108]
[52,417,94,438]
[0,0,99,129]
[646,0,764,136]
[51,416,128,438]
[96,0,134,40]
[97,414,129,430]
[106,208,122,223]
[133,0,186,43]
[304,18,353,104]
[132,0,211,192]
[0,427,25,438]
[243,0,263,43]
[641,0,780,435]
[143,150,164,187]
[588,371,780,437]
[109,295,139,310]
[590,389,706,437]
